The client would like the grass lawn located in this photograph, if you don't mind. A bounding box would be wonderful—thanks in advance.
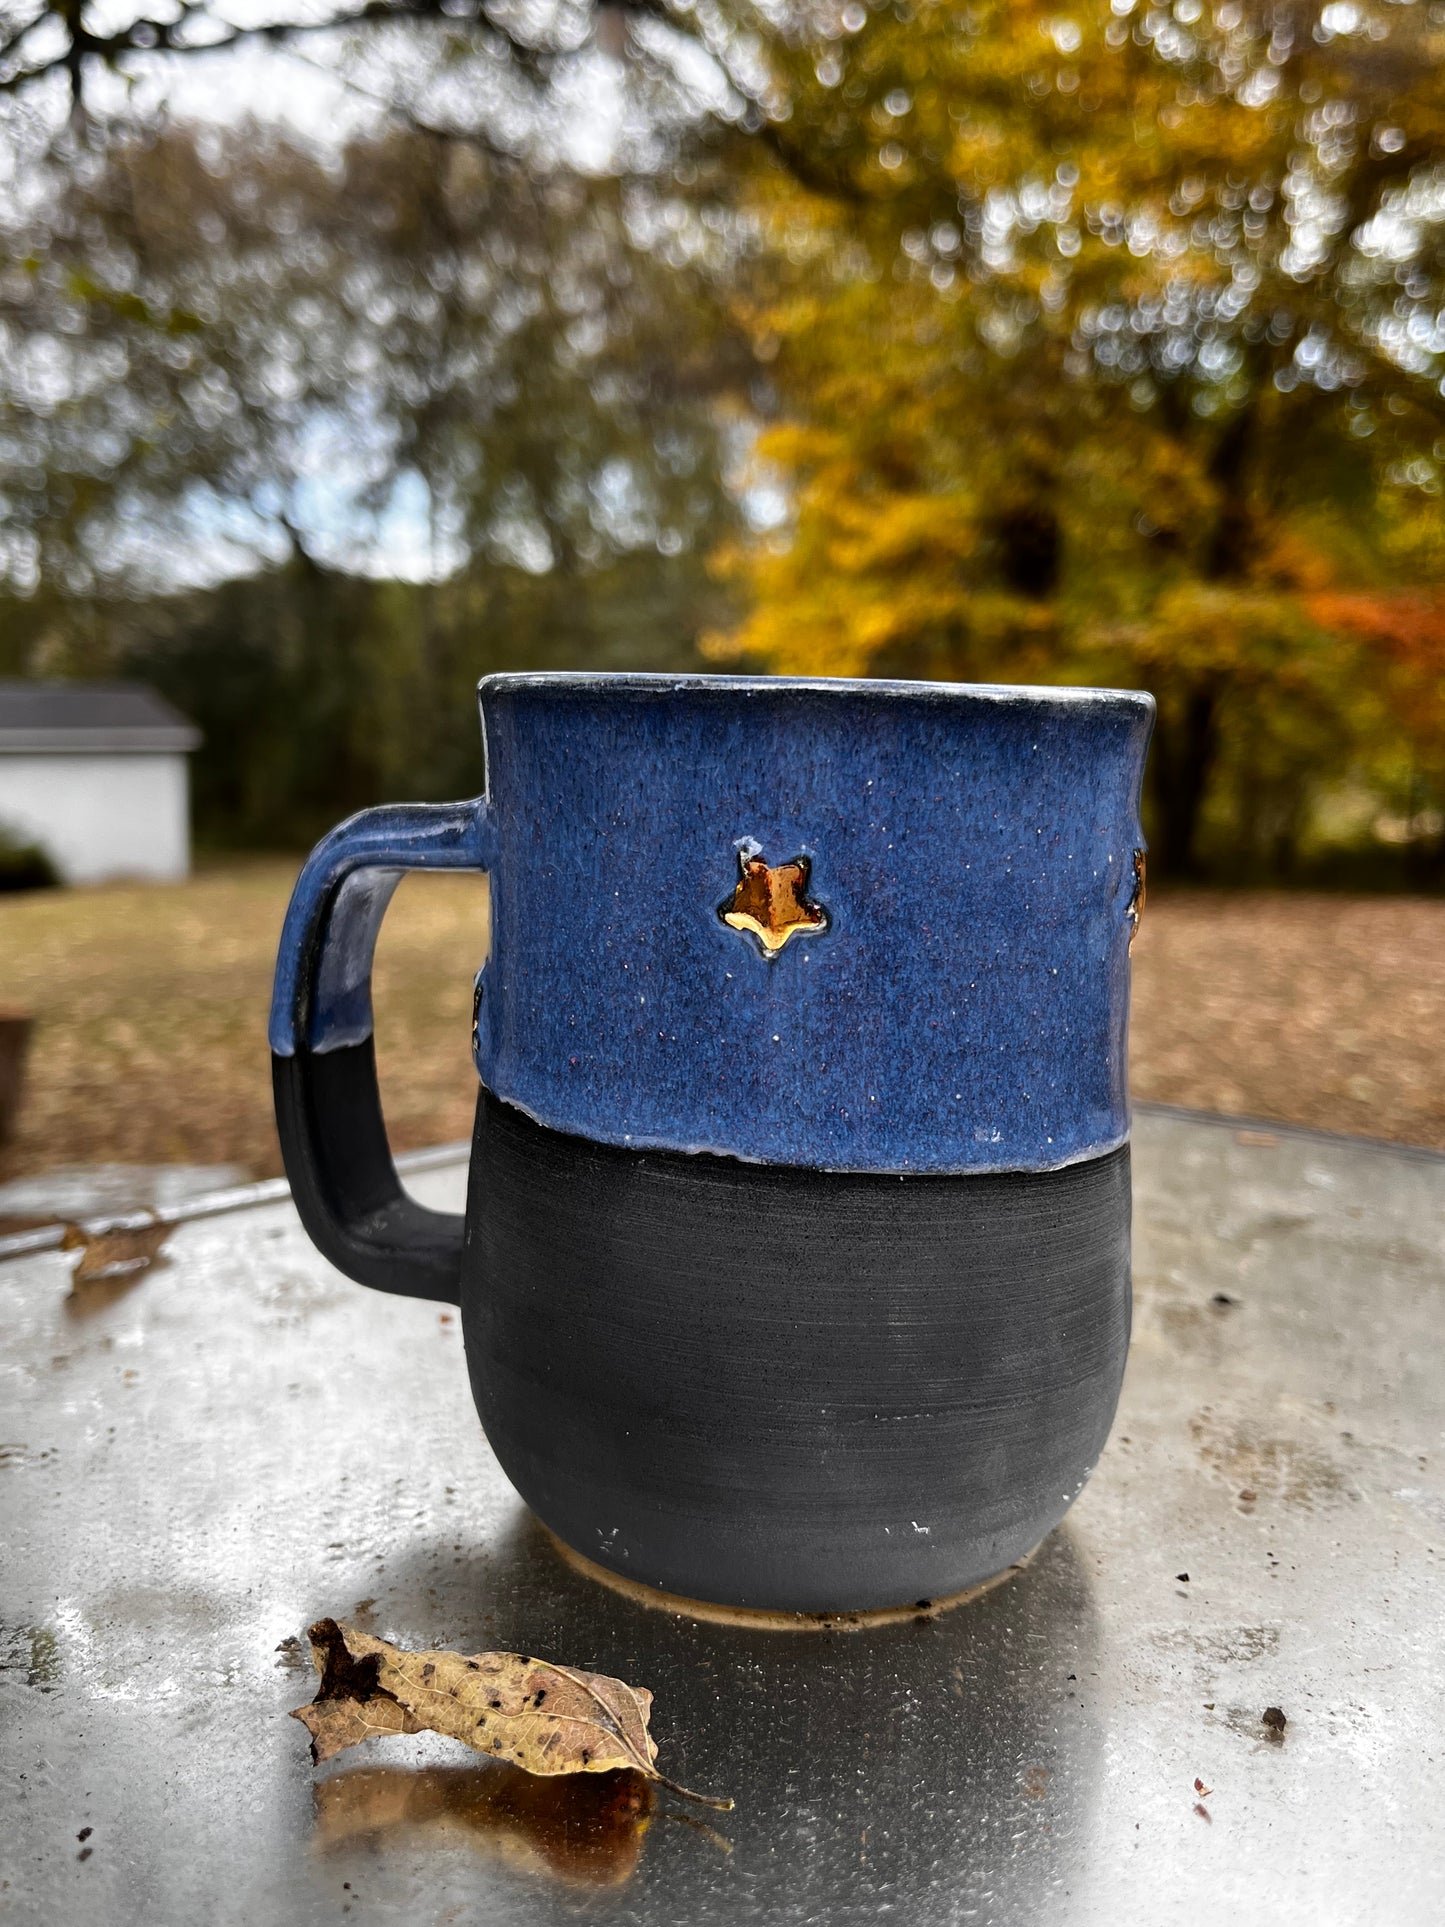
[0,860,488,1189]
[1,859,1443,1193]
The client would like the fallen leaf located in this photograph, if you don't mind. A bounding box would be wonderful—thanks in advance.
[62,1218,170,1282]
[292,1619,732,1810]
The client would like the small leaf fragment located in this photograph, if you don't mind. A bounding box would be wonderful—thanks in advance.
[63,1218,170,1282]
[291,1619,732,1810]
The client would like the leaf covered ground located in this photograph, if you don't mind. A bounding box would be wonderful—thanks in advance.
[0,861,1442,1191]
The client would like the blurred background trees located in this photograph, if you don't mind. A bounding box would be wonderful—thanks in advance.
[702,0,1445,879]
[2,0,1444,874]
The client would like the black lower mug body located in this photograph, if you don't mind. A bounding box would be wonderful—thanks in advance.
[461,1087,1131,1614]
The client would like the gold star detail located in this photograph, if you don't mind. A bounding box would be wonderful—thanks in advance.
[720,850,828,956]
[1128,848,1146,953]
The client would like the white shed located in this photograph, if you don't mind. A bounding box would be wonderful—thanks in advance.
[0,682,201,885]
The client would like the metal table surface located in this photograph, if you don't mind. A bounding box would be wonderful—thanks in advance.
[3,1108,1443,1925]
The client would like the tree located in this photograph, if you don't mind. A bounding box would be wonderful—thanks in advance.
[0,0,670,118]
[1307,578,1445,877]
[702,0,1445,874]
[1,114,745,582]
[0,116,747,839]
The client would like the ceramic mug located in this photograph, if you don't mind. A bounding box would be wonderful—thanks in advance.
[271,673,1153,1613]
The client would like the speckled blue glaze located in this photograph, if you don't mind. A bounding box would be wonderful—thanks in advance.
[271,673,1153,1176]
[269,797,491,1057]
[478,675,1150,1174]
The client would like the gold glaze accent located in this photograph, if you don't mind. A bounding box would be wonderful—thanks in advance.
[545,1527,1037,1633]
[720,852,828,956]
[1128,848,1147,952]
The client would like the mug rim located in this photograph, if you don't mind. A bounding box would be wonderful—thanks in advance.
[477,670,1155,716]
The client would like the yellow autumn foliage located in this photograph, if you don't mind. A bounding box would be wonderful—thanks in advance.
[706,0,1445,873]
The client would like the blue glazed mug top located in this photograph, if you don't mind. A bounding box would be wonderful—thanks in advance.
[469,674,1152,1175]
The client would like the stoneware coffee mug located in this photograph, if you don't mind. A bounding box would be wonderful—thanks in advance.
[271,673,1154,1613]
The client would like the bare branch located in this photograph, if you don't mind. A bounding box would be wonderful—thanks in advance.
[750,117,875,205]
[284,43,527,166]
[0,0,644,99]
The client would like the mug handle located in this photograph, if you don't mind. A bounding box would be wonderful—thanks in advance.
[269,798,491,1305]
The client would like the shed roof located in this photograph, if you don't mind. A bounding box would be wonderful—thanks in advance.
[0,682,201,754]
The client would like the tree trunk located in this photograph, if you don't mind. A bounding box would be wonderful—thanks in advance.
[1149,684,1218,878]
[1145,399,1257,876]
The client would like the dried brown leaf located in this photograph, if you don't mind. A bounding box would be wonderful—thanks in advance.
[63,1218,170,1282]
[291,1619,731,1810]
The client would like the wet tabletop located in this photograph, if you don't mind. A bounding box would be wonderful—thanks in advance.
[3,1110,1444,1925]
